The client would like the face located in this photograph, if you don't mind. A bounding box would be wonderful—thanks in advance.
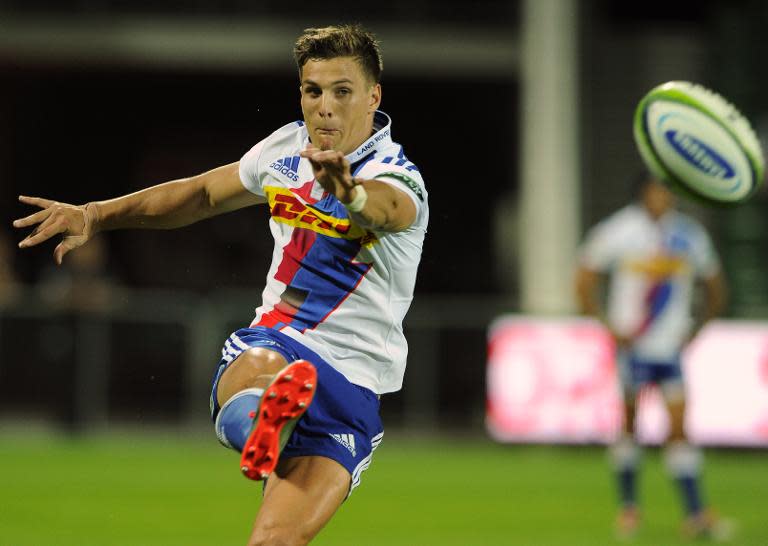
[300,56,381,154]
[642,179,676,219]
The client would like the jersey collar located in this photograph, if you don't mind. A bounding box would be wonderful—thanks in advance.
[636,203,676,225]
[344,110,392,163]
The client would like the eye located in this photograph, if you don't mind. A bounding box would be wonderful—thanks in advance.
[336,87,351,96]
[305,86,321,97]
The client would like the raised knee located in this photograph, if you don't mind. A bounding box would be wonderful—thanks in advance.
[217,348,288,406]
[239,347,287,374]
[248,524,312,546]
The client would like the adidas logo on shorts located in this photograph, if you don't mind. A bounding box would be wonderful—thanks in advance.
[329,433,357,457]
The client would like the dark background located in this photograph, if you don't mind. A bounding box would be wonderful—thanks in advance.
[0,58,516,428]
[1,66,515,295]
[1,0,767,431]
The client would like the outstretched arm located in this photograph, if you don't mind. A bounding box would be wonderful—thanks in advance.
[13,161,263,264]
[299,144,416,232]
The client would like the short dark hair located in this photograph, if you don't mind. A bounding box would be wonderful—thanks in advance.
[293,24,383,83]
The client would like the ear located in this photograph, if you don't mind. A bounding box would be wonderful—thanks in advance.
[369,83,382,113]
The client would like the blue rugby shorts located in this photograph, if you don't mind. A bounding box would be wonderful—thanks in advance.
[618,350,684,397]
[210,326,384,494]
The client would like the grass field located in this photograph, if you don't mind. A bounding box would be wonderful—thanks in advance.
[1,431,767,546]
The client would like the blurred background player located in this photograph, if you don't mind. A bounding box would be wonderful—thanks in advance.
[13,24,428,546]
[575,173,729,539]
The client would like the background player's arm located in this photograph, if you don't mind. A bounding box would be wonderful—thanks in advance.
[14,161,263,263]
[690,270,728,340]
[575,265,631,347]
[575,265,603,319]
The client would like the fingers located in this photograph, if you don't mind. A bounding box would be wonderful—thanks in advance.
[300,153,322,171]
[306,150,346,165]
[300,142,319,155]
[301,144,354,201]
[13,195,56,229]
[304,152,349,178]
[54,237,82,266]
[18,195,56,208]
[299,146,346,168]
[14,196,88,253]
[12,207,53,229]
[299,143,320,166]
[13,196,89,265]
[54,243,66,265]
[17,217,68,249]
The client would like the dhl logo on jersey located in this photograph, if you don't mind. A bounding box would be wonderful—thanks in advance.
[624,255,690,278]
[265,186,377,246]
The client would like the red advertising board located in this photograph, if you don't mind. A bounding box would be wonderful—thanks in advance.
[486,317,768,446]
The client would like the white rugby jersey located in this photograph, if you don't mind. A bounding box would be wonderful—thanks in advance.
[238,111,428,394]
[579,204,720,361]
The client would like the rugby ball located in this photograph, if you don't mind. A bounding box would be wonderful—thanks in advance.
[633,81,764,205]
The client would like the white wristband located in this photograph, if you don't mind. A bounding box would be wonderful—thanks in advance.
[344,185,368,213]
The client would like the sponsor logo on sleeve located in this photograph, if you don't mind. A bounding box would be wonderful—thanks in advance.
[376,171,424,202]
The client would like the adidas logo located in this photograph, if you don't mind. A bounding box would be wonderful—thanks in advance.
[269,155,301,182]
[329,433,356,457]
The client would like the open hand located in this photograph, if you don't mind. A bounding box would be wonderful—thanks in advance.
[12,196,96,264]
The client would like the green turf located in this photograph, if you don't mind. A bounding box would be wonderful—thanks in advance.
[1,432,766,545]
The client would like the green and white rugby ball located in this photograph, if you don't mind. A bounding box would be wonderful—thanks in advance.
[633,81,764,205]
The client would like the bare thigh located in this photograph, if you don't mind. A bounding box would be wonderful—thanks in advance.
[248,455,351,546]
[665,396,687,442]
[217,347,289,407]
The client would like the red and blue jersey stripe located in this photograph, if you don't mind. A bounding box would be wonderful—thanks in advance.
[255,188,374,332]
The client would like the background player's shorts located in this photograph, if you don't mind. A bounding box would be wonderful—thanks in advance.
[618,350,684,400]
[210,326,383,495]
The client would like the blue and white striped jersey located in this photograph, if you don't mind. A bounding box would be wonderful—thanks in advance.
[579,204,720,360]
[238,111,428,394]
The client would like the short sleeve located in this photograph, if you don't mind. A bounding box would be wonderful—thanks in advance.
[356,161,428,225]
[690,224,721,279]
[579,220,619,272]
[238,139,268,196]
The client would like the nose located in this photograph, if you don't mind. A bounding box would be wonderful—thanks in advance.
[319,93,332,118]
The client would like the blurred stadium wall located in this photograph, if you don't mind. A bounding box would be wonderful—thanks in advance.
[1,0,767,434]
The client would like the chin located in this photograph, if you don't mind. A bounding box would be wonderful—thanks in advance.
[318,137,342,151]
[319,141,336,152]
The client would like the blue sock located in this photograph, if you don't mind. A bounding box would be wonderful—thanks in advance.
[611,437,640,509]
[677,476,704,516]
[214,388,264,452]
[618,468,637,508]
[664,441,704,516]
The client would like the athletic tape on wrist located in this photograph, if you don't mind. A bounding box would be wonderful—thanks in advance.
[344,185,368,213]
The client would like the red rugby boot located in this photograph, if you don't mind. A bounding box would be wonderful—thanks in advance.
[239,360,317,480]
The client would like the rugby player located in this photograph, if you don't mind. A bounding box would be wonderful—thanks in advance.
[575,174,728,539]
[14,24,428,545]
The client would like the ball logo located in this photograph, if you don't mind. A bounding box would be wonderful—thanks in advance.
[664,129,735,179]
[635,82,764,203]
